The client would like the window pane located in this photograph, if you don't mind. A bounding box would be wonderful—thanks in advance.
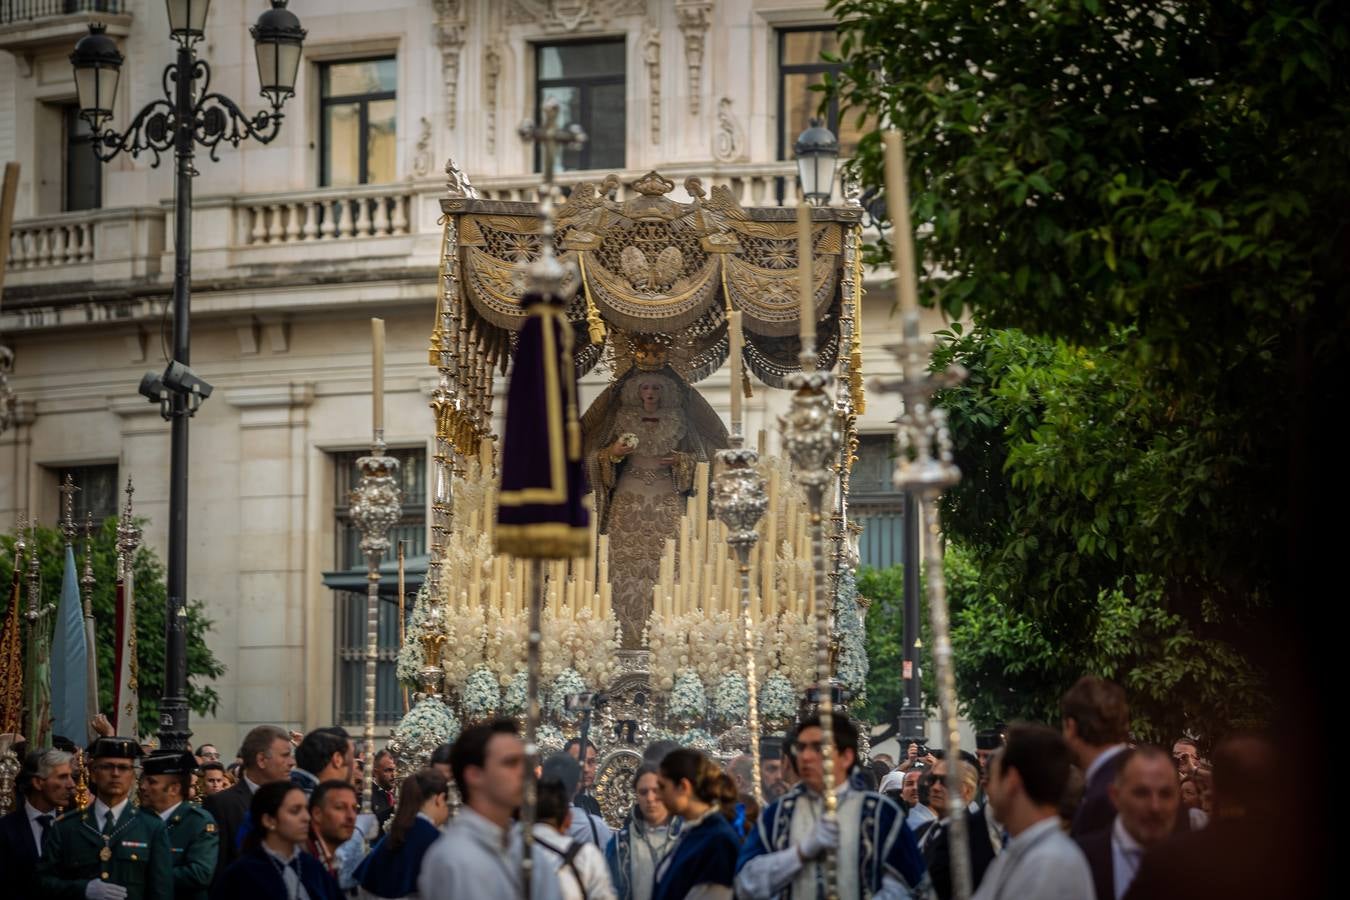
[366,98,397,184]
[54,464,119,526]
[588,81,626,171]
[782,72,822,159]
[323,102,361,187]
[539,41,625,80]
[541,85,583,172]
[323,58,396,97]
[64,107,101,212]
[782,30,838,66]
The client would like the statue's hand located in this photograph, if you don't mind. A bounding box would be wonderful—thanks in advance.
[608,440,634,459]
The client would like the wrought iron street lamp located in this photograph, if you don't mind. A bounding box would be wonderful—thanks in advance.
[794,118,840,206]
[69,1,305,752]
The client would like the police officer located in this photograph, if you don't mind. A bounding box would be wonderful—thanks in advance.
[36,736,172,900]
[140,750,219,900]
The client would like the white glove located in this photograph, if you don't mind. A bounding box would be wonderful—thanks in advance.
[797,815,840,861]
[874,874,914,900]
[86,881,128,900]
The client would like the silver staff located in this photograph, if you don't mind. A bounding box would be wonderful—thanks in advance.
[712,436,769,805]
[515,96,587,900]
[780,229,843,898]
[350,437,403,816]
[873,129,972,900]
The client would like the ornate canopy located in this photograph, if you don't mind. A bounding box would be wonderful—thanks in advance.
[439,169,862,389]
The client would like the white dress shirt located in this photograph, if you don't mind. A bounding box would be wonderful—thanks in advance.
[263,843,313,900]
[25,799,56,855]
[1110,815,1144,900]
[92,796,131,831]
[971,816,1094,900]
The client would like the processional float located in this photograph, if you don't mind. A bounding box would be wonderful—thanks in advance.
[388,121,969,900]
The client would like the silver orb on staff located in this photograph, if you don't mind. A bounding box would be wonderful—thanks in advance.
[350,319,403,817]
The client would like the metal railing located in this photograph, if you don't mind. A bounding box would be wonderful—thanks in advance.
[0,1,124,25]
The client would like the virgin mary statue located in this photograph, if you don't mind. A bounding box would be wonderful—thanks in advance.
[583,361,728,647]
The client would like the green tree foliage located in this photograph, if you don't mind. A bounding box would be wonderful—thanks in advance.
[828,0,1346,738]
[1,521,226,739]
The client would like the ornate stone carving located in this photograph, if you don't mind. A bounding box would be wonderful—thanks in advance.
[644,28,662,145]
[413,117,433,177]
[434,0,467,130]
[505,0,645,33]
[484,41,504,155]
[445,157,480,199]
[713,96,746,162]
[677,1,714,115]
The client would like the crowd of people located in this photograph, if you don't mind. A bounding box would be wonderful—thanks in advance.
[0,675,1286,899]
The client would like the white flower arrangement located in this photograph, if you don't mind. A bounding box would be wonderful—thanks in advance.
[833,571,869,699]
[759,672,798,723]
[502,671,529,715]
[535,723,566,755]
[397,583,437,686]
[547,668,588,721]
[677,728,719,754]
[618,432,639,451]
[668,670,707,721]
[712,673,749,723]
[461,666,501,717]
[389,697,460,769]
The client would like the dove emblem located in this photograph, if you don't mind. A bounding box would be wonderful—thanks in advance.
[620,245,684,292]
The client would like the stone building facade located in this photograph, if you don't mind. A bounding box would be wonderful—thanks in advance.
[1,0,949,750]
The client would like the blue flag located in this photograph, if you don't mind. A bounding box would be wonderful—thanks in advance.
[51,544,87,746]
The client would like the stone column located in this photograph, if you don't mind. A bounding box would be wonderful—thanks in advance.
[224,384,315,739]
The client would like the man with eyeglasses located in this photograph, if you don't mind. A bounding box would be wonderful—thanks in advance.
[193,745,220,767]
[736,714,930,899]
[36,736,173,900]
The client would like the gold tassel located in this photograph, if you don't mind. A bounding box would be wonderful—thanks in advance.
[429,217,454,365]
[579,252,607,344]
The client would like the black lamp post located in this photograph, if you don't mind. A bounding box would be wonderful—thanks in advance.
[70,1,305,751]
[794,118,840,206]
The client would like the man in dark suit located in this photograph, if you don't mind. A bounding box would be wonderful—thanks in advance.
[1123,734,1319,900]
[370,748,398,830]
[1061,675,1130,837]
[0,747,76,896]
[202,724,294,880]
[1076,746,1178,900]
[923,758,1000,899]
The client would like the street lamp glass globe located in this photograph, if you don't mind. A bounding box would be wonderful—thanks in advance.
[165,0,211,42]
[794,118,840,206]
[70,24,124,129]
[250,1,307,107]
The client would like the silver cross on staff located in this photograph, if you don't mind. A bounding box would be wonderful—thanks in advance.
[518,97,587,192]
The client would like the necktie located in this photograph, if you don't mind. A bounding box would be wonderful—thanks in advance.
[37,813,52,834]
[102,810,115,835]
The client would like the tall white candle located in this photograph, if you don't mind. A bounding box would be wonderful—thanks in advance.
[728,310,743,433]
[371,317,385,433]
[883,131,920,318]
[796,201,815,353]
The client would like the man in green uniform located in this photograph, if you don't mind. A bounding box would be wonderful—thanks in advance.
[36,736,172,900]
[140,750,218,900]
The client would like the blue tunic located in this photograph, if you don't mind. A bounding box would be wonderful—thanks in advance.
[736,772,929,898]
[651,811,739,900]
[353,816,442,898]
